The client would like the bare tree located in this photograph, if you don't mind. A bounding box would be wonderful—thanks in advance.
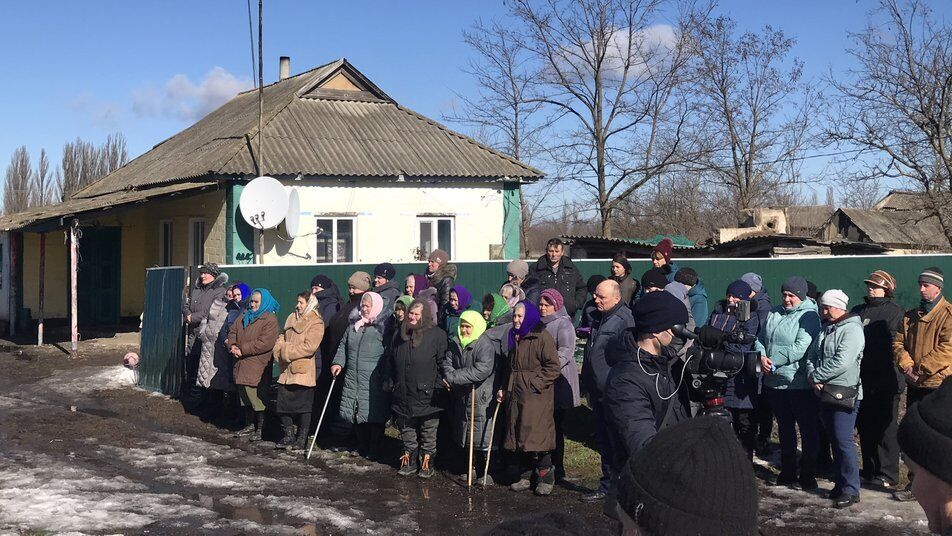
[836,176,882,209]
[689,15,821,212]
[31,149,55,207]
[3,147,32,214]
[507,0,699,238]
[59,133,128,200]
[827,0,952,245]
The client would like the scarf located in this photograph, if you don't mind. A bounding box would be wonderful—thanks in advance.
[459,310,487,348]
[242,288,280,328]
[451,285,473,314]
[296,295,319,321]
[411,274,430,298]
[486,293,511,326]
[501,283,526,308]
[354,292,384,331]
[508,300,541,350]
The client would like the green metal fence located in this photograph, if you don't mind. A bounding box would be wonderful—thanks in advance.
[140,255,952,394]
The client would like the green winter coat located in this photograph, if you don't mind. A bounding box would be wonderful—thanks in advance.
[808,315,865,400]
[754,299,822,390]
[332,319,392,424]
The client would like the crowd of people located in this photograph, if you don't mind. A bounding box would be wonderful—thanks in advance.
[181,238,952,535]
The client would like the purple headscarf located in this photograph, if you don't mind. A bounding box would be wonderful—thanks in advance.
[451,285,473,313]
[508,300,542,350]
[411,274,430,298]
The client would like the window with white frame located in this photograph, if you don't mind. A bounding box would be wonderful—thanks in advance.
[159,221,173,266]
[418,216,454,260]
[188,219,206,267]
[315,217,355,263]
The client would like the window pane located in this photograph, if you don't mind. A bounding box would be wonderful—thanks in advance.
[437,219,452,259]
[337,219,354,263]
[191,221,205,266]
[161,222,173,266]
[315,219,333,263]
[419,221,432,259]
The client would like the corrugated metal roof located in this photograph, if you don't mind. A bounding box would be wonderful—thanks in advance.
[0,182,218,231]
[563,235,704,249]
[839,208,950,248]
[72,58,542,200]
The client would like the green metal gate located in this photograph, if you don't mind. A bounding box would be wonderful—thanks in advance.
[139,267,185,396]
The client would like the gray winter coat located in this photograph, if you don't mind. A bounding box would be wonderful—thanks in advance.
[196,297,235,391]
[541,307,580,408]
[374,280,402,315]
[332,315,392,424]
[184,273,228,343]
[441,335,498,450]
[581,302,635,400]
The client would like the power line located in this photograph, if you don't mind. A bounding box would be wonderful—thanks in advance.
[246,0,257,87]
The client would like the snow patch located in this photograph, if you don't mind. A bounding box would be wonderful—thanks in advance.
[22,365,137,401]
[220,494,419,534]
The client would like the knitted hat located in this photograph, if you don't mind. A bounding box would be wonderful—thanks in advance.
[898,377,952,486]
[374,262,396,281]
[347,271,372,292]
[920,267,944,289]
[506,259,529,280]
[611,253,632,275]
[198,262,221,277]
[674,267,699,287]
[820,289,849,311]
[587,274,607,293]
[617,416,759,536]
[741,272,763,293]
[864,270,897,292]
[310,274,333,290]
[651,238,674,265]
[640,268,669,291]
[781,276,808,301]
[428,249,449,265]
[806,280,820,301]
[540,288,564,312]
[727,280,753,300]
[633,290,688,334]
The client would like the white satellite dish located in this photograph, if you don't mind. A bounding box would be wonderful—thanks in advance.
[285,187,301,238]
[239,176,288,229]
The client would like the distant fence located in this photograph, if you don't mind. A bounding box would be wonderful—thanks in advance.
[138,254,952,395]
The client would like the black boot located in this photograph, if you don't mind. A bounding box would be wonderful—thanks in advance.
[398,450,418,476]
[276,415,296,450]
[249,411,265,442]
[290,413,312,452]
[366,424,384,461]
[233,407,255,437]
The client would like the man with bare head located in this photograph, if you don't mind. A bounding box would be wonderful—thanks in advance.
[579,278,635,502]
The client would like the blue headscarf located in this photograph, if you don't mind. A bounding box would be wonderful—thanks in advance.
[232,282,251,303]
[242,288,280,328]
[508,300,541,350]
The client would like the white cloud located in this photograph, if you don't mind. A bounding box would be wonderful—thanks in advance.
[557,23,680,83]
[132,67,253,122]
[68,92,124,128]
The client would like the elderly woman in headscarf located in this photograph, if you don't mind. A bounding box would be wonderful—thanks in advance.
[497,300,562,496]
[441,284,473,335]
[538,289,580,482]
[500,282,527,309]
[273,291,324,451]
[331,291,392,459]
[406,273,438,325]
[227,288,280,442]
[482,292,512,327]
[440,310,497,484]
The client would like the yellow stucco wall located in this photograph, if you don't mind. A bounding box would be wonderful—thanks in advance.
[20,189,226,319]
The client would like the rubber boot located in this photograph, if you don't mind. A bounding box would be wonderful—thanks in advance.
[275,415,296,450]
[398,450,418,476]
[233,407,256,437]
[249,411,265,442]
[291,413,311,452]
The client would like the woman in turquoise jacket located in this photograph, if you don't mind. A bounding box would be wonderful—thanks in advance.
[754,276,822,489]
[808,289,865,508]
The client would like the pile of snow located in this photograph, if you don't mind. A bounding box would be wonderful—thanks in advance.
[28,365,137,399]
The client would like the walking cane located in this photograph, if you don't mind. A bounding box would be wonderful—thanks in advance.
[483,400,502,486]
[306,375,338,461]
[467,387,476,488]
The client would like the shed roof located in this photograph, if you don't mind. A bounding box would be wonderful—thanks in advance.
[73,58,542,200]
[873,190,928,211]
[838,208,950,248]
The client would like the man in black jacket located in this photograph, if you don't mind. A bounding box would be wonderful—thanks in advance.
[852,270,906,489]
[603,290,691,475]
[579,280,635,502]
[530,238,587,317]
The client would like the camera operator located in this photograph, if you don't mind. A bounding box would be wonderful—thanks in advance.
[708,280,761,459]
[603,291,691,472]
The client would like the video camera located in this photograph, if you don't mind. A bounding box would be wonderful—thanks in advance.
[672,300,761,420]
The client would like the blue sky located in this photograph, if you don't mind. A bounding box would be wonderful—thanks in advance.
[2,1,950,190]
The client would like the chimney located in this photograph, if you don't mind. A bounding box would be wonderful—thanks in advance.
[279,56,291,81]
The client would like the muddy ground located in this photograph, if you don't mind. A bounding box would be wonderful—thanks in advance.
[0,336,932,535]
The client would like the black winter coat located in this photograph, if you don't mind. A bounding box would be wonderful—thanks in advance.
[580,302,635,400]
[711,300,761,409]
[389,325,449,418]
[313,285,342,325]
[321,293,359,376]
[603,328,691,470]
[521,276,542,306]
[530,255,588,317]
[852,296,905,394]
[427,264,457,310]
[751,289,772,333]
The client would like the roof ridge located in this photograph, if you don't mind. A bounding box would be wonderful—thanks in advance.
[236,58,342,96]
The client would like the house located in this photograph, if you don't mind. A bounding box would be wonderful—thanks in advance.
[0,58,542,330]
[820,207,950,253]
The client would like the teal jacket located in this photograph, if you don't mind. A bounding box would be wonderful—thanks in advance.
[807,315,865,400]
[754,299,822,390]
[333,318,392,424]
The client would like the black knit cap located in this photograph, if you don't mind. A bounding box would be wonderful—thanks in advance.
[640,267,669,291]
[617,416,759,536]
[674,267,699,287]
[587,274,607,293]
[633,289,688,334]
[374,262,396,281]
[898,378,952,486]
[310,274,333,290]
[198,262,221,277]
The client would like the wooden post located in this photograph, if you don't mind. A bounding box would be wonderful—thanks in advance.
[70,221,79,359]
[258,229,265,265]
[37,232,45,346]
[8,233,17,337]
